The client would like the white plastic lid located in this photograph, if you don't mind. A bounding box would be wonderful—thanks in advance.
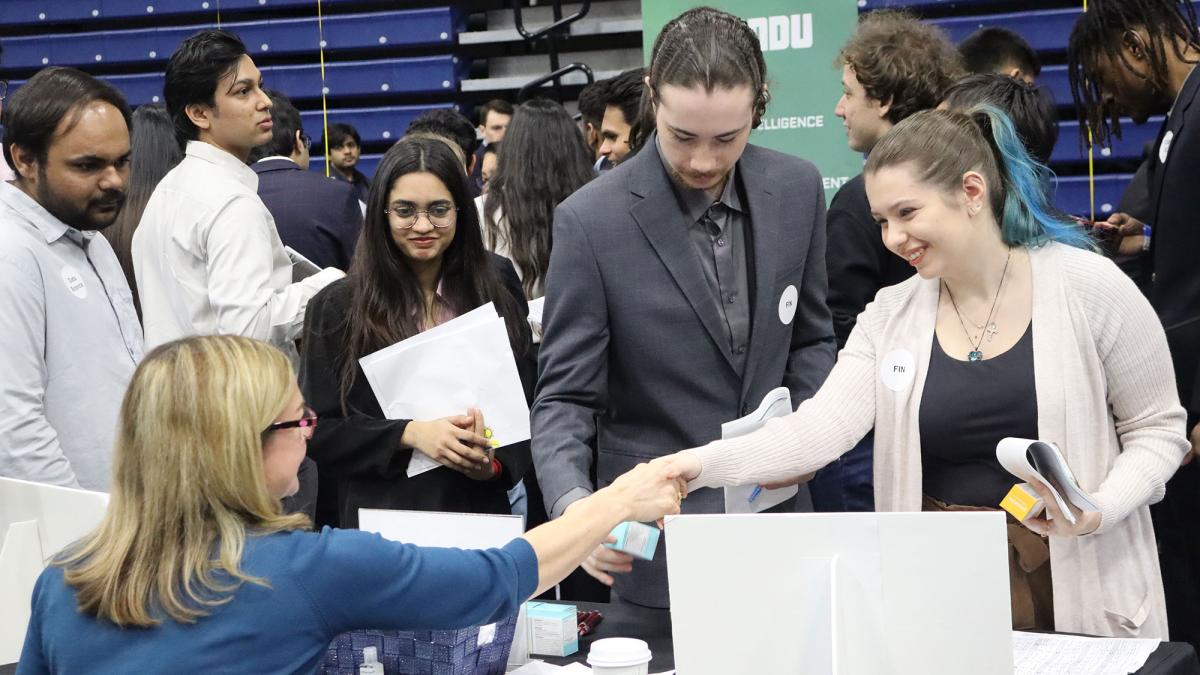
[586,637,652,668]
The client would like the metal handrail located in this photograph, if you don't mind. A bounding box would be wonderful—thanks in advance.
[512,0,591,41]
[518,62,594,102]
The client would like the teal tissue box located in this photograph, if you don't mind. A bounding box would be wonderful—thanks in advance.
[603,521,660,561]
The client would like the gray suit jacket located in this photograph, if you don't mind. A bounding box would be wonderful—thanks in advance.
[531,139,836,607]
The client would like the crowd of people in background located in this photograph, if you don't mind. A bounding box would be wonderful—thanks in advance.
[2,0,1200,668]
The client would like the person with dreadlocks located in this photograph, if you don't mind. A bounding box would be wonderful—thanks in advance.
[1069,0,1200,649]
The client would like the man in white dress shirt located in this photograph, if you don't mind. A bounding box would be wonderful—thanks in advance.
[133,30,343,363]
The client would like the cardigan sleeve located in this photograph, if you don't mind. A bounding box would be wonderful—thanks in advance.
[1072,256,1190,534]
[295,528,538,635]
[299,283,414,481]
[686,297,879,489]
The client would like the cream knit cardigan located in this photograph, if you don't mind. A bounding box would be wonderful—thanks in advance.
[687,242,1188,639]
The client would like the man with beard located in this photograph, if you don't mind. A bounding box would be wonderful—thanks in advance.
[0,67,144,490]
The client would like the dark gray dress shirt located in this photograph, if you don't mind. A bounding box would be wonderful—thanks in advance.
[673,166,752,373]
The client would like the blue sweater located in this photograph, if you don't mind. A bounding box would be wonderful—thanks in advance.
[17,527,538,674]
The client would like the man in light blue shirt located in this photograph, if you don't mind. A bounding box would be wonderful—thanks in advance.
[0,67,143,491]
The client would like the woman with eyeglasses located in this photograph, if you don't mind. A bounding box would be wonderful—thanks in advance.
[18,335,685,673]
[299,136,534,528]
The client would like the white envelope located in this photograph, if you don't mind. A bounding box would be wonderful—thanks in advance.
[359,305,530,478]
[722,387,799,513]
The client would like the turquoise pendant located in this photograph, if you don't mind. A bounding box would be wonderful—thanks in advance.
[968,350,983,362]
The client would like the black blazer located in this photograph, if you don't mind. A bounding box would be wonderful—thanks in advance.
[299,255,533,528]
[1146,65,1200,423]
[826,173,914,349]
[253,158,362,270]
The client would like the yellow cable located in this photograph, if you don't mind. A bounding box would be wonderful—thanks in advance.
[1084,0,1095,222]
[317,0,331,178]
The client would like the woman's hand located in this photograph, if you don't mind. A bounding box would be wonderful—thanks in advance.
[401,413,491,476]
[1022,478,1101,538]
[649,451,703,485]
[600,461,689,525]
[569,461,687,585]
[460,407,498,481]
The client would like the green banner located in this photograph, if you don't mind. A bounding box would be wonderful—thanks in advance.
[640,1,861,202]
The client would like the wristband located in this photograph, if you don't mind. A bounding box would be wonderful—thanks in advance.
[1142,224,1152,252]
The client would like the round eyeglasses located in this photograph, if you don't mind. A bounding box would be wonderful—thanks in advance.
[385,202,458,229]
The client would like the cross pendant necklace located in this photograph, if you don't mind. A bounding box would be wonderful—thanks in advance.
[944,249,1012,362]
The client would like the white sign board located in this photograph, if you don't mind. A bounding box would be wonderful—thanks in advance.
[0,477,109,664]
[666,512,1012,675]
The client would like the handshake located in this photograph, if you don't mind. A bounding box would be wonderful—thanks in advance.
[566,452,697,586]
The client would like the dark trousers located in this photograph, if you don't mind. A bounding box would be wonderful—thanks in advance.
[1153,461,1200,651]
[808,430,876,512]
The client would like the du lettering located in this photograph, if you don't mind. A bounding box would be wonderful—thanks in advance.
[747,14,814,52]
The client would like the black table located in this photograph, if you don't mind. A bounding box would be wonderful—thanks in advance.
[4,607,1197,674]
[540,601,1200,674]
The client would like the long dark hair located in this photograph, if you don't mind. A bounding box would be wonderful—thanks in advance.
[1068,0,1200,145]
[340,136,532,405]
[483,98,594,298]
[629,6,770,151]
[101,104,183,318]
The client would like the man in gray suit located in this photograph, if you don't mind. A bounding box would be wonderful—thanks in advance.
[532,7,837,608]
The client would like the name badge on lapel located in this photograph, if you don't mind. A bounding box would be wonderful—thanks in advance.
[880,349,916,392]
[1159,130,1174,164]
[778,285,798,325]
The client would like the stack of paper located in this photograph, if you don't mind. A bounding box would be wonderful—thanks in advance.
[1012,631,1160,674]
[359,303,529,478]
[996,438,1100,525]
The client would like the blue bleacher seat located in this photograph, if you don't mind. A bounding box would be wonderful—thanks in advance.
[1039,65,1070,108]
[1053,174,1132,217]
[7,55,462,106]
[309,153,381,182]
[859,0,1001,9]
[299,104,456,145]
[1,9,456,70]
[1,0,370,26]
[930,8,1078,53]
[1052,117,1162,164]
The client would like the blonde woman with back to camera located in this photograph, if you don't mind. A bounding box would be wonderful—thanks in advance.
[18,335,685,673]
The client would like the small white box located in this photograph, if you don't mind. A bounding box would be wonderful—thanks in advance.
[526,602,578,657]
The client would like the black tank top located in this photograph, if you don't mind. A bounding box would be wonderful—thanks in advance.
[919,323,1039,507]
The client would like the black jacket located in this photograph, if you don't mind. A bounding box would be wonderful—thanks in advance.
[1146,65,1200,425]
[252,158,362,270]
[825,174,913,349]
[299,255,533,528]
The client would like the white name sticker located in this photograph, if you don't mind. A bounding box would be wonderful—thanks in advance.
[1160,130,1174,164]
[880,349,916,392]
[778,284,799,325]
[61,266,87,299]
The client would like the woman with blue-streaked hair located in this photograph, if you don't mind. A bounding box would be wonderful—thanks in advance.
[657,106,1189,638]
